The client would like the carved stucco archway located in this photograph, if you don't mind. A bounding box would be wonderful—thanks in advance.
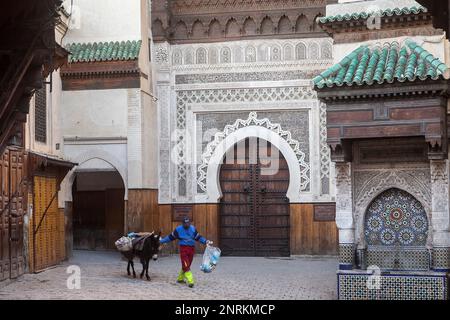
[353,170,432,248]
[59,149,128,207]
[199,117,309,203]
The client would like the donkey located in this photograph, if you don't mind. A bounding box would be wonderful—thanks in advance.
[121,232,161,281]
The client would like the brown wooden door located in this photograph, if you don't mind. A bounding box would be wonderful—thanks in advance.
[220,138,290,257]
[105,188,125,250]
[0,150,10,281]
[0,148,26,280]
[73,187,124,250]
[8,149,25,278]
[30,175,60,272]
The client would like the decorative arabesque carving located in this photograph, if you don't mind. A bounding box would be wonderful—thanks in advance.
[170,0,327,14]
[197,112,310,194]
[335,162,354,244]
[175,86,316,198]
[154,35,333,203]
[161,39,333,67]
[335,163,352,222]
[155,45,169,64]
[430,160,450,235]
[319,102,330,194]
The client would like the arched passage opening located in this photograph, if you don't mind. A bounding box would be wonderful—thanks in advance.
[72,158,125,250]
[219,137,290,257]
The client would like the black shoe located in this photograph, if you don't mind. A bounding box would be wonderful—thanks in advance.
[188,283,194,288]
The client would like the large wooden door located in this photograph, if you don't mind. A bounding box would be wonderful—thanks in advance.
[73,187,124,250]
[0,151,10,280]
[8,150,26,278]
[220,138,290,256]
[30,175,63,272]
[0,148,26,280]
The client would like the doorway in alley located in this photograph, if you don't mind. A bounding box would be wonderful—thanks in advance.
[72,170,124,250]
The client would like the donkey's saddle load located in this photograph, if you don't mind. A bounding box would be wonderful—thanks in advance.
[115,232,154,252]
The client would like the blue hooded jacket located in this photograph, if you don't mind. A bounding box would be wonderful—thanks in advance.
[160,225,206,247]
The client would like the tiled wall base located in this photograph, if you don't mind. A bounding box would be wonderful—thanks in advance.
[366,247,430,271]
[433,247,450,271]
[338,270,449,300]
[339,243,355,266]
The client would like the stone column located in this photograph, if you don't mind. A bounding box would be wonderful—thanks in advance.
[430,160,450,272]
[335,162,355,270]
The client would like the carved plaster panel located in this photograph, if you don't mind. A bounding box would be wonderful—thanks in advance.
[196,111,311,194]
[154,38,333,204]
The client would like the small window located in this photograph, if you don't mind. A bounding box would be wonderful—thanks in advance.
[35,87,47,143]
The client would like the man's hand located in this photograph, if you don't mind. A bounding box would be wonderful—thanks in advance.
[206,240,213,246]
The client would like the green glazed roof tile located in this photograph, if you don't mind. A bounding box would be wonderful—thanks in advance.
[383,42,398,82]
[353,47,370,84]
[373,46,388,83]
[313,39,449,89]
[363,46,379,83]
[394,47,408,80]
[318,5,427,24]
[66,40,142,63]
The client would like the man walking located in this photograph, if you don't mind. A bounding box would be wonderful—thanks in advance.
[160,217,212,287]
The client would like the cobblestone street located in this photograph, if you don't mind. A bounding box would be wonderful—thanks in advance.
[0,250,337,300]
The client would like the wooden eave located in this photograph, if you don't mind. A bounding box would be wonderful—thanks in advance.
[60,59,140,79]
[29,151,76,170]
[319,12,432,36]
[43,43,69,77]
[315,78,448,102]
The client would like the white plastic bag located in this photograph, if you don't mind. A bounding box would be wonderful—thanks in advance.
[115,236,133,252]
[200,245,221,273]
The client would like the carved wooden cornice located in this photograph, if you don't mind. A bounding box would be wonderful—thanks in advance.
[60,60,141,90]
[316,79,449,101]
[318,8,442,43]
[152,0,329,43]
[323,89,449,162]
[170,0,328,15]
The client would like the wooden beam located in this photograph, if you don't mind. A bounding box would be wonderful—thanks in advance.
[0,52,35,121]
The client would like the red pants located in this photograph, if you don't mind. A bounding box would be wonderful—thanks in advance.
[180,245,195,272]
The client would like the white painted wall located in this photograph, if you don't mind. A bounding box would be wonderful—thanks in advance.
[25,71,64,157]
[63,143,127,170]
[61,89,128,138]
[62,0,141,43]
[59,0,158,190]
